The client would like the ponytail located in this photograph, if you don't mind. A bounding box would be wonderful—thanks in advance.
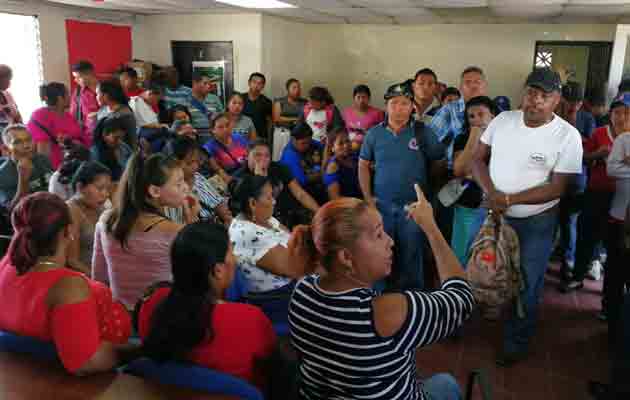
[107,152,178,248]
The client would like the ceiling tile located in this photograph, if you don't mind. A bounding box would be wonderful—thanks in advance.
[346,0,418,6]
[268,8,347,22]
[324,7,379,17]
[370,7,434,17]
[285,0,348,8]
[490,4,564,17]
[416,0,488,7]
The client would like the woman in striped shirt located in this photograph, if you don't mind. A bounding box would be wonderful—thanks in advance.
[289,185,475,400]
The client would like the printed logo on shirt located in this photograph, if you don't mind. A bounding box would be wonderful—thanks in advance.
[529,152,546,166]
[408,138,419,151]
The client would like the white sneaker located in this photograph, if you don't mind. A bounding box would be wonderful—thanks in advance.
[586,260,603,281]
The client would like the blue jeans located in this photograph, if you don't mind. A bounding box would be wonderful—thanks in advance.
[503,207,558,354]
[377,202,425,290]
[556,193,583,266]
[421,373,462,400]
[451,206,486,268]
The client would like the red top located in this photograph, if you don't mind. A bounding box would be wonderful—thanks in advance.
[125,87,144,98]
[0,257,131,372]
[585,126,615,193]
[138,287,276,389]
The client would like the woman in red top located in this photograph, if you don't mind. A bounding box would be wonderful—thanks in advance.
[0,192,133,374]
[138,222,277,391]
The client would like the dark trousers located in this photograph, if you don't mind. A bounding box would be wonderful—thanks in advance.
[604,221,630,348]
[573,190,613,281]
[609,293,630,396]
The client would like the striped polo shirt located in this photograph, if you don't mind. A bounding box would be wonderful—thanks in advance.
[289,275,474,400]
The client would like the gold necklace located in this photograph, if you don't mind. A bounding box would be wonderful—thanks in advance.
[36,260,60,268]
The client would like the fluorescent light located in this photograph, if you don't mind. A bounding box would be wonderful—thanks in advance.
[216,0,297,8]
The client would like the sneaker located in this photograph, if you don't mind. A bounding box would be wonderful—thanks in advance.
[559,279,584,293]
[587,260,603,281]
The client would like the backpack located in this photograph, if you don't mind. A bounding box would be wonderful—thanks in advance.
[465,212,525,321]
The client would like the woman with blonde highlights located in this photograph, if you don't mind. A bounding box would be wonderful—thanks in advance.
[288,185,475,400]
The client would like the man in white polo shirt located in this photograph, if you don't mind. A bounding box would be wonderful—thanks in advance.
[472,68,583,366]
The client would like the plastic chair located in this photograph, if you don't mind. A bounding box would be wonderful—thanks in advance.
[124,358,263,400]
[0,330,58,362]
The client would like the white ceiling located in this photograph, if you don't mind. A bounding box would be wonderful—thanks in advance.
[39,0,630,23]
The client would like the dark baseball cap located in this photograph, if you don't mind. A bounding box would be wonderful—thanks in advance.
[384,82,413,101]
[562,81,584,102]
[525,68,562,93]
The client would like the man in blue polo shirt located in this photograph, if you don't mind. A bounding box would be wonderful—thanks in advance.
[359,83,445,290]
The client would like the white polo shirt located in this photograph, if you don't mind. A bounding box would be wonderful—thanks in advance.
[481,110,583,218]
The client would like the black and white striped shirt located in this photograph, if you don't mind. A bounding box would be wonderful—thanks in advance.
[289,275,475,400]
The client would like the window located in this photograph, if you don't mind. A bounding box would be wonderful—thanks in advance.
[0,13,43,121]
[535,50,553,68]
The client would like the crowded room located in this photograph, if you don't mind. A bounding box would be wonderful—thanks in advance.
[1,0,630,399]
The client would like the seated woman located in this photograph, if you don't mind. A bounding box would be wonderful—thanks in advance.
[48,145,91,200]
[288,191,475,400]
[229,175,314,320]
[66,161,112,275]
[91,116,133,182]
[162,120,198,156]
[95,79,136,148]
[27,82,91,169]
[0,192,132,374]
[272,78,307,160]
[301,86,344,143]
[204,113,249,185]
[92,152,197,309]
[226,93,256,141]
[323,128,361,200]
[233,139,319,229]
[165,137,232,226]
[451,96,499,266]
[280,122,326,204]
[138,222,276,390]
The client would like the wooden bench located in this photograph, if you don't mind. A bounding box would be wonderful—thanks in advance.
[0,352,238,399]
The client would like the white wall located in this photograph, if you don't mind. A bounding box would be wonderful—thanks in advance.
[261,15,312,99]
[133,13,263,93]
[295,24,616,109]
[0,1,134,86]
[611,24,630,100]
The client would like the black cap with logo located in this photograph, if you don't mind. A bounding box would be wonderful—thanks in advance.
[384,82,414,101]
[525,68,562,93]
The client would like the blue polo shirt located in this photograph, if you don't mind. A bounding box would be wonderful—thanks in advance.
[360,120,445,206]
[279,139,324,187]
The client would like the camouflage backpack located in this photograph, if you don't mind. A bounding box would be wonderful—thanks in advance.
[465,213,525,320]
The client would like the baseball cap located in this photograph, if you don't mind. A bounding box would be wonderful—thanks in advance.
[610,93,630,111]
[525,68,562,93]
[562,81,584,102]
[384,82,413,101]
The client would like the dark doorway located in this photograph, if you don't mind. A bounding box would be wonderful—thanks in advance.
[171,41,234,106]
[534,41,613,98]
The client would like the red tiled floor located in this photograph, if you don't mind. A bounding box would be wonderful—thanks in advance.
[416,263,608,399]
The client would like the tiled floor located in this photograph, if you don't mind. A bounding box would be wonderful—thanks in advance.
[416,263,608,400]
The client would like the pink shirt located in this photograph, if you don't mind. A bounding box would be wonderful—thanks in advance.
[70,85,99,138]
[342,106,384,151]
[92,213,178,309]
[27,107,88,169]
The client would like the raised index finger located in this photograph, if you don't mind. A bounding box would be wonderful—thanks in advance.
[414,183,426,203]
